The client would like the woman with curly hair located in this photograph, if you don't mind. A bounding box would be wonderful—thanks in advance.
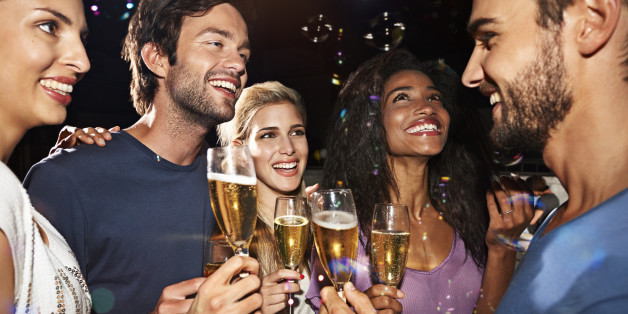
[306,50,532,313]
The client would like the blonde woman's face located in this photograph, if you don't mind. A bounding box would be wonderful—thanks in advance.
[245,102,308,195]
[0,0,90,128]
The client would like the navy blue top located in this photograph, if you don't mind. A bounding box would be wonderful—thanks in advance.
[24,131,216,313]
[497,188,628,313]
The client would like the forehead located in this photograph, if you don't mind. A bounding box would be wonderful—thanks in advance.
[469,0,537,30]
[179,3,248,41]
[384,70,434,91]
[0,0,86,26]
[251,102,303,126]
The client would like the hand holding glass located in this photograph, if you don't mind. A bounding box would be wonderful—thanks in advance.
[371,203,410,287]
[203,239,234,277]
[207,146,258,256]
[310,189,359,301]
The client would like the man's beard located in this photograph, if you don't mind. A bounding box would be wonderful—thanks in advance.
[165,62,237,128]
[491,29,573,152]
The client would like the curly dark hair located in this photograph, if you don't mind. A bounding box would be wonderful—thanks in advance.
[122,0,255,115]
[322,50,494,267]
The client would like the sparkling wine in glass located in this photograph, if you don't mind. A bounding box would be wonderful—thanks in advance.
[310,189,359,301]
[207,146,258,256]
[274,196,309,313]
[370,203,410,287]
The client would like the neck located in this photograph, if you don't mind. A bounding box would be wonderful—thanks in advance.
[543,71,628,221]
[256,181,301,226]
[0,114,28,163]
[388,155,431,218]
[125,98,209,166]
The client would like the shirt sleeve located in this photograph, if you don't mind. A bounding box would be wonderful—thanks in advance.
[23,159,88,276]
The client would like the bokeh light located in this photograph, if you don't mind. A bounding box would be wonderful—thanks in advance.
[363,12,406,51]
[493,150,524,166]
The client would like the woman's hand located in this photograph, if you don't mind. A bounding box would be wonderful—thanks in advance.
[363,284,404,314]
[305,183,319,200]
[475,175,534,313]
[260,269,303,314]
[485,175,534,252]
[49,125,120,155]
[320,282,377,314]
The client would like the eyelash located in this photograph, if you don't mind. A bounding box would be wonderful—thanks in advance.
[392,93,443,103]
[38,21,59,36]
[259,129,305,139]
[478,32,497,49]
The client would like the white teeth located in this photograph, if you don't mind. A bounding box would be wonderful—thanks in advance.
[209,80,236,93]
[406,123,438,134]
[39,79,73,94]
[489,92,502,106]
[273,162,298,170]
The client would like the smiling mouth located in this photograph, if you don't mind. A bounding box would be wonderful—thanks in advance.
[40,79,73,95]
[405,123,440,134]
[490,92,503,106]
[209,80,237,94]
[273,161,298,171]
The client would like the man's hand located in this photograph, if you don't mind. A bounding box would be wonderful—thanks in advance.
[320,282,377,314]
[151,256,263,314]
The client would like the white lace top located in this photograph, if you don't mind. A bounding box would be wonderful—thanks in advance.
[0,163,91,313]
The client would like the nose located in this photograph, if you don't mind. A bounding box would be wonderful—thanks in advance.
[413,98,436,116]
[61,35,91,76]
[462,48,483,88]
[224,50,246,76]
[279,136,296,155]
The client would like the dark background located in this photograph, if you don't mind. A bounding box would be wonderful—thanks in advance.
[8,0,550,179]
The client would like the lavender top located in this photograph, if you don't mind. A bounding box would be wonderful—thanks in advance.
[306,231,483,313]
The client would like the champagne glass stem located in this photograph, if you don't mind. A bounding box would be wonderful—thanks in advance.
[336,283,346,302]
[235,247,249,256]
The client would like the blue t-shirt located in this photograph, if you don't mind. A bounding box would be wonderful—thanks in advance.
[23,131,216,313]
[497,188,628,313]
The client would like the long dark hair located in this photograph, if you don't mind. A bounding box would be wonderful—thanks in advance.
[322,50,493,267]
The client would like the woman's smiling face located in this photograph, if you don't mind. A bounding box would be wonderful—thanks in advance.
[244,102,308,195]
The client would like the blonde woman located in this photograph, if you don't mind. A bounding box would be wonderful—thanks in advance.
[217,81,314,314]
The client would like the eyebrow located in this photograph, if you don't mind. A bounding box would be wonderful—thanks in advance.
[35,7,89,36]
[384,85,438,104]
[35,7,72,25]
[467,17,497,36]
[198,27,251,50]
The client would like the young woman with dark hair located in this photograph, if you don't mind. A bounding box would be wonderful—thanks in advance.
[306,50,533,313]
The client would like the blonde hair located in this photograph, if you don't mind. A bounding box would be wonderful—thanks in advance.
[216,81,310,277]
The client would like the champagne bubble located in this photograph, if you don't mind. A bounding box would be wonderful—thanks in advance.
[363,12,406,51]
[301,14,333,43]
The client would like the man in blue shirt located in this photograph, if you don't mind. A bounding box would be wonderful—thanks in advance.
[23,0,262,313]
[463,0,628,312]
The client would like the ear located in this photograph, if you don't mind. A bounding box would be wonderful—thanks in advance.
[140,42,169,78]
[232,138,244,146]
[575,0,621,55]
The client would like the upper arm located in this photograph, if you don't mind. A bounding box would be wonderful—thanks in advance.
[0,230,14,314]
[23,160,88,274]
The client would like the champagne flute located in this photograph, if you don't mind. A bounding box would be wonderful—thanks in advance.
[274,196,309,314]
[370,203,410,287]
[310,189,359,301]
[203,238,234,277]
[207,146,258,256]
